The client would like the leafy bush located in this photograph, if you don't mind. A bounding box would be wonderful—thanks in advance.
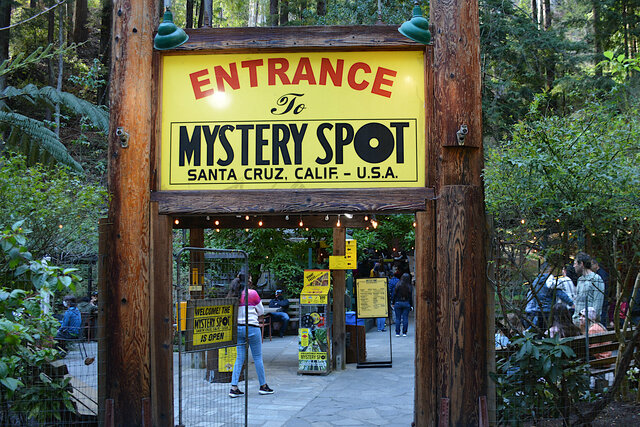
[491,332,590,425]
[0,155,107,261]
[0,222,80,423]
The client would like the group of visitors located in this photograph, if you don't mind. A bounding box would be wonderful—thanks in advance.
[524,252,609,332]
[498,252,615,354]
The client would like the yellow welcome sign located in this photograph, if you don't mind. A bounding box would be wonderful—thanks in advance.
[160,51,426,190]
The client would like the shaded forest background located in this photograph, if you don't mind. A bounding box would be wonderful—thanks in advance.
[0,0,638,422]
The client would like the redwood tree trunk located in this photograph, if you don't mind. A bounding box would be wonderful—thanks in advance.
[269,0,279,26]
[186,0,194,28]
[531,0,537,23]
[73,0,89,42]
[593,0,603,77]
[280,0,289,25]
[99,0,112,105]
[317,0,326,16]
[0,0,11,90]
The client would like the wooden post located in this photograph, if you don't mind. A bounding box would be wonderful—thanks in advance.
[104,0,158,423]
[189,229,206,369]
[150,203,173,426]
[332,226,346,370]
[423,0,487,425]
[436,186,487,425]
[414,207,436,424]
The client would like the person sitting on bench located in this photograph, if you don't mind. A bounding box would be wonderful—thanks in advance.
[55,295,82,351]
[269,290,290,337]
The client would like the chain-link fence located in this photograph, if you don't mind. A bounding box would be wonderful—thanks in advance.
[0,255,102,426]
[174,248,249,426]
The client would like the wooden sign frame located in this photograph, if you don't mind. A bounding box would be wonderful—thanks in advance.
[106,2,487,423]
[150,26,433,217]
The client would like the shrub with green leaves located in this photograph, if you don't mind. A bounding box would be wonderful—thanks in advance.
[0,222,80,422]
[491,332,590,425]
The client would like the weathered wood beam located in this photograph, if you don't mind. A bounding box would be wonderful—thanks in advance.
[151,188,433,215]
[175,25,426,51]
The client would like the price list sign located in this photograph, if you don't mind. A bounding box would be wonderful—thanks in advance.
[185,298,237,352]
[356,278,389,318]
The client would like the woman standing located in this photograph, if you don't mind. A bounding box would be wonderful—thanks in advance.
[392,273,413,337]
[228,274,274,398]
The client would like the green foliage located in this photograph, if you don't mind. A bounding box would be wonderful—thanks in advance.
[485,98,640,250]
[0,155,107,260]
[352,215,415,261]
[0,82,109,172]
[599,51,640,84]
[205,228,314,295]
[0,44,75,79]
[0,223,79,422]
[491,332,590,425]
[480,0,587,140]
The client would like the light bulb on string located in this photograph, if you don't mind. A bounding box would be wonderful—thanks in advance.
[174,219,180,225]
[258,220,263,227]
[336,215,341,227]
[215,220,220,226]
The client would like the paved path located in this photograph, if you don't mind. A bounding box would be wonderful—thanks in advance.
[174,317,415,426]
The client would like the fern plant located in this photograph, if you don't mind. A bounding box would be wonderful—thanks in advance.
[0,44,108,173]
[0,84,108,172]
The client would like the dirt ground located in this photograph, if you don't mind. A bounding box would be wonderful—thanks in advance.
[526,400,640,426]
[590,400,640,426]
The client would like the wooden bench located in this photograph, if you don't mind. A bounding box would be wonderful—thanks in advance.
[565,328,636,375]
[262,298,300,334]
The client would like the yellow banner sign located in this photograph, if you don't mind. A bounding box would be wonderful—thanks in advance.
[192,304,234,346]
[356,278,389,318]
[218,346,236,372]
[301,269,331,304]
[160,51,425,190]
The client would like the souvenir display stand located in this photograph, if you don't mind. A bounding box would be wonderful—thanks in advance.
[298,270,332,375]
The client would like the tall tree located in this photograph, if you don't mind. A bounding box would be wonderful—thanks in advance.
[73,0,89,42]
[317,0,326,16]
[280,0,288,25]
[186,0,194,28]
[270,0,279,25]
[99,0,112,105]
[0,0,11,90]
[592,0,603,77]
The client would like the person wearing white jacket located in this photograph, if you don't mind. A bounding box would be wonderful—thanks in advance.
[228,275,274,398]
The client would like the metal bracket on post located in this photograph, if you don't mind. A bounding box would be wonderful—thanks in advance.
[456,124,468,145]
[438,397,450,427]
[116,127,129,148]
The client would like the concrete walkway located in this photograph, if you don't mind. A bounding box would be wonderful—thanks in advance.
[174,317,415,426]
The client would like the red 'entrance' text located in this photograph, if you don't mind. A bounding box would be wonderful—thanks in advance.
[189,57,397,100]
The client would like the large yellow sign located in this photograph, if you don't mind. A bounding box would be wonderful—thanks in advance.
[160,51,426,190]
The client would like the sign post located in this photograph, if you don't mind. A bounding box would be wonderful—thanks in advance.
[97,16,488,425]
[354,278,392,368]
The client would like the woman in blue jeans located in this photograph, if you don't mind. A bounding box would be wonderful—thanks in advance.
[392,273,413,336]
[228,275,274,398]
